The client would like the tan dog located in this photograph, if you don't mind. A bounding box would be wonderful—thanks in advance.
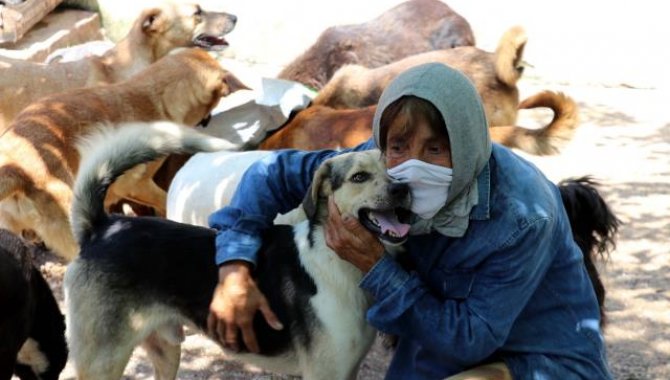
[258,91,578,155]
[313,26,529,128]
[277,0,474,90]
[0,2,237,132]
[0,48,246,261]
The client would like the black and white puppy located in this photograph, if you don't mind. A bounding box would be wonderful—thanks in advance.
[0,229,67,380]
[64,121,411,380]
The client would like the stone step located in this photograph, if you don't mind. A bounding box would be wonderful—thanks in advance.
[0,8,103,62]
[0,0,62,43]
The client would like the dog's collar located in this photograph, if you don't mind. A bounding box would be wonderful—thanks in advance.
[198,114,212,128]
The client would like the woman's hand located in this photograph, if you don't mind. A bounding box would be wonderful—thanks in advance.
[207,261,283,353]
[325,196,385,272]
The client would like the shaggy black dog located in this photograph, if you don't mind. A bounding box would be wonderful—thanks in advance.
[0,229,67,380]
[558,176,621,326]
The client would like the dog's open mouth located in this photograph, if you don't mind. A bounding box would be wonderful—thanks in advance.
[359,208,411,244]
[193,34,229,50]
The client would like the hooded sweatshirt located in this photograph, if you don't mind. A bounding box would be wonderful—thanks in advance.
[371,62,492,237]
[209,64,612,379]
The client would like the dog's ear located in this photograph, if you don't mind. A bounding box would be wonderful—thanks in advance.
[140,8,165,35]
[302,161,332,221]
[495,25,527,87]
[222,72,251,93]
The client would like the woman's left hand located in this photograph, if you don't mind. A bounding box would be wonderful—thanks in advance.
[325,196,385,272]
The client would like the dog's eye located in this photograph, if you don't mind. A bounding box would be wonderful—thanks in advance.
[350,172,370,183]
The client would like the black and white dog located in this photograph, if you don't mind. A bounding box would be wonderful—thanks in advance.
[64,121,411,379]
[167,149,621,329]
[0,229,67,380]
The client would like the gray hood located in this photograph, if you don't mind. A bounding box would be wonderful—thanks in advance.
[373,63,492,237]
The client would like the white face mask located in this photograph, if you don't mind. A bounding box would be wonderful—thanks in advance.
[387,159,453,220]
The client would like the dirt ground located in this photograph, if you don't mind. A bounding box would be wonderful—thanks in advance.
[18,0,670,379]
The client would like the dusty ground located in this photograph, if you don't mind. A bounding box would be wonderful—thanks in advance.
[17,0,670,379]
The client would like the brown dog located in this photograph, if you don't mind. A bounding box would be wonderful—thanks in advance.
[258,91,578,156]
[312,25,529,128]
[0,48,246,261]
[0,2,237,132]
[277,0,474,90]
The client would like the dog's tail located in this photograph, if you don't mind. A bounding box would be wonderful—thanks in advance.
[558,176,621,327]
[494,25,528,87]
[489,91,579,155]
[71,121,238,245]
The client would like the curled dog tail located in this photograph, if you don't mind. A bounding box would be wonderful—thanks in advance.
[71,121,239,245]
[490,91,579,155]
[558,176,621,327]
[494,25,527,87]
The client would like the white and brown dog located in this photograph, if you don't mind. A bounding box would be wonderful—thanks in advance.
[0,48,247,261]
[166,150,276,226]
[0,2,237,133]
[64,121,411,379]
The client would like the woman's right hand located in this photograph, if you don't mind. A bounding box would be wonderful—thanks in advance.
[207,261,283,353]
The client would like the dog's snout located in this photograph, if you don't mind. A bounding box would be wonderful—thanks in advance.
[389,182,410,200]
[228,14,238,24]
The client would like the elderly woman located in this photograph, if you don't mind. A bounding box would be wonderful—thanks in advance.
[207,63,612,380]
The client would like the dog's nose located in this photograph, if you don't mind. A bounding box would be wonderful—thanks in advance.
[228,14,238,24]
[389,182,410,200]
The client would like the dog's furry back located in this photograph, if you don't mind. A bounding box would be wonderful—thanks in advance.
[277,0,474,89]
[312,25,527,128]
[71,121,238,244]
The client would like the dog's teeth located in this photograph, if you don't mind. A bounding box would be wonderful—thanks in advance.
[386,231,399,238]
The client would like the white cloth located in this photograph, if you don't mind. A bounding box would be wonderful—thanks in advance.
[387,159,453,220]
[197,59,315,146]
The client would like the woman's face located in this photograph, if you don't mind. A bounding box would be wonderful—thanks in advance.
[384,117,452,169]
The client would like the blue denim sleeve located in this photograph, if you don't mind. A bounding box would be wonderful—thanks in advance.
[360,217,556,367]
[209,139,376,266]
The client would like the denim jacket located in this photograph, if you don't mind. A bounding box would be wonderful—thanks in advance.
[208,142,612,380]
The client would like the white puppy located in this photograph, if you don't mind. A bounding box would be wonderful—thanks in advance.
[167,150,306,226]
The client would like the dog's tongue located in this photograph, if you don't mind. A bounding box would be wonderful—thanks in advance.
[370,210,410,237]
